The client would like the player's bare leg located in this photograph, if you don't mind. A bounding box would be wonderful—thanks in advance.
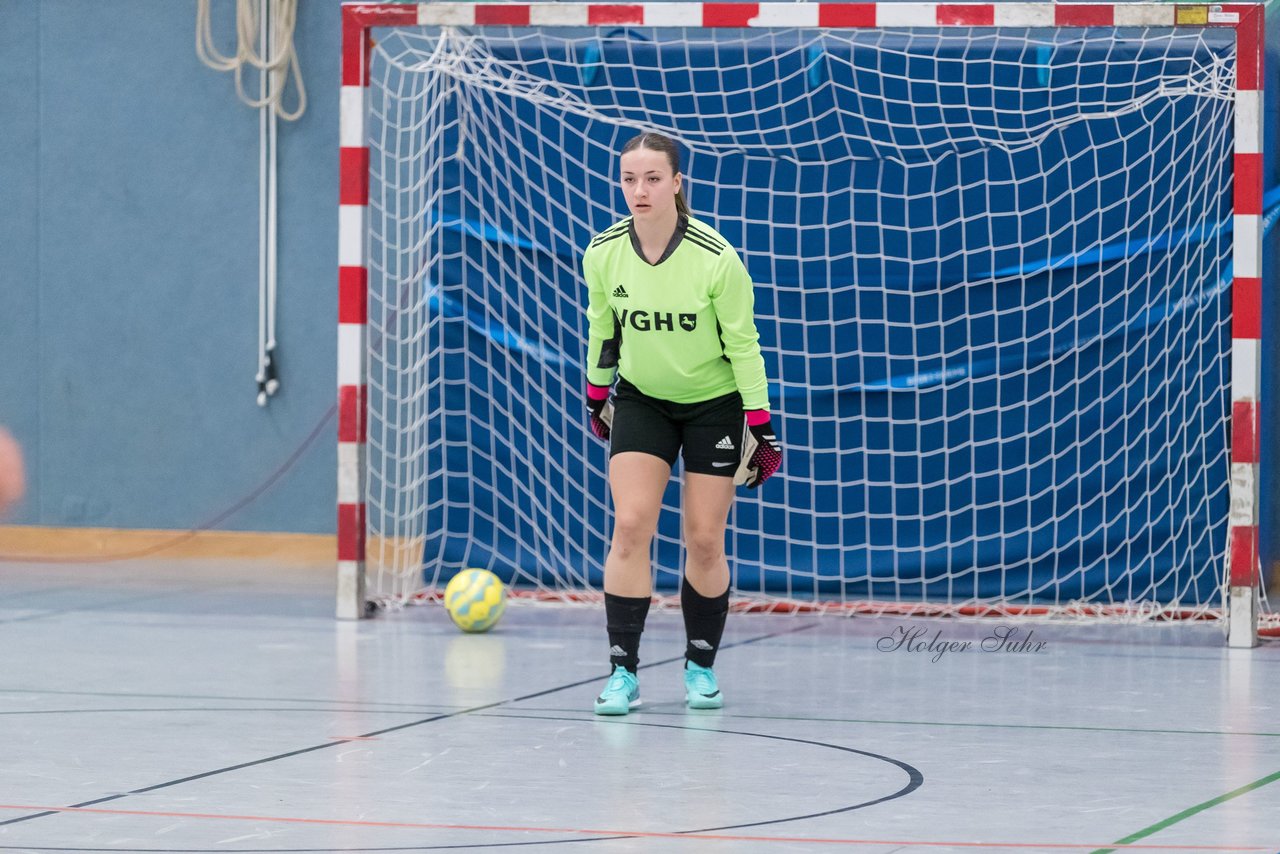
[603,451,671,597]
[682,472,735,597]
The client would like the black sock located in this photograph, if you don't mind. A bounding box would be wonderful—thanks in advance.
[604,592,651,673]
[681,579,729,668]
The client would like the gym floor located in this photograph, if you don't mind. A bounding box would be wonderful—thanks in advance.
[2,558,1279,853]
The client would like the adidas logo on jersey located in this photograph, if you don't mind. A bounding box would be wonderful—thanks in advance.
[612,285,629,298]
[715,436,735,450]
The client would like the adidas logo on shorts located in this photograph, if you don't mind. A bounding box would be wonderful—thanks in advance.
[715,435,735,450]
[612,285,629,298]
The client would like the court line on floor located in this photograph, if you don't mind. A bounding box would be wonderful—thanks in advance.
[0,686,461,710]
[478,711,922,833]
[8,695,1280,740]
[504,706,1280,740]
[1091,768,1280,854]
[0,622,821,831]
[0,803,1271,851]
[0,588,212,625]
[1075,648,1280,666]
[0,707,458,718]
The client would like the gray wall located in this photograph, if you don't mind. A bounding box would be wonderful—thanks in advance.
[0,0,339,533]
[0,1,1277,572]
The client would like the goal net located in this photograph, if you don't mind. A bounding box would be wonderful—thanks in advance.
[342,4,1265,637]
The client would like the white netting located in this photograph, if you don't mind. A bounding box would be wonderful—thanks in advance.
[362,21,1241,623]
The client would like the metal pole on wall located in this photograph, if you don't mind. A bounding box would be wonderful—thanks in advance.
[257,0,281,408]
[195,0,304,407]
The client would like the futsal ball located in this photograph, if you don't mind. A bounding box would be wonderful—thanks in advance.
[443,568,507,633]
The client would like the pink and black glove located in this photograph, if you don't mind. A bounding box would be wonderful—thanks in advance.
[734,409,782,489]
[586,383,613,441]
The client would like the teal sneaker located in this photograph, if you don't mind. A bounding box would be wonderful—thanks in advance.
[593,667,641,715]
[684,661,723,709]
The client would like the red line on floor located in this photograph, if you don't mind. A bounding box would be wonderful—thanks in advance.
[0,803,1271,850]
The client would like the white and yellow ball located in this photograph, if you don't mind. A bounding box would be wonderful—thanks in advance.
[443,568,507,633]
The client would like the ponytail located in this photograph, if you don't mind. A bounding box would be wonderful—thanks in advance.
[675,187,690,217]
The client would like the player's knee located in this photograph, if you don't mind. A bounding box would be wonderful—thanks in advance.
[611,513,654,558]
[684,529,725,567]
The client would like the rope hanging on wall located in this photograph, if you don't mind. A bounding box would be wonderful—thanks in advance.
[196,0,306,121]
[197,0,303,406]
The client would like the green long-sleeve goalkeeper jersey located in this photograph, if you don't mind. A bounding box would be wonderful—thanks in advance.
[583,214,770,410]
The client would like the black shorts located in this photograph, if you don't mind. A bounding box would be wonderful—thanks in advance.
[609,377,746,477]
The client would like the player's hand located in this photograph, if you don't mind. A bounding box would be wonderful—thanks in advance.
[0,428,25,517]
[586,383,613,441]
[736,411,782,489]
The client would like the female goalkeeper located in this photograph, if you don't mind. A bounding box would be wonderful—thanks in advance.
[581,132,782,715]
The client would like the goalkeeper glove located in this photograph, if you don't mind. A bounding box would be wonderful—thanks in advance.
[586,383,614,441]
[733,410,782,489]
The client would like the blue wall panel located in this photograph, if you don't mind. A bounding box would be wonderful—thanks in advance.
[0,0,339,532]
[0,2,42,519]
